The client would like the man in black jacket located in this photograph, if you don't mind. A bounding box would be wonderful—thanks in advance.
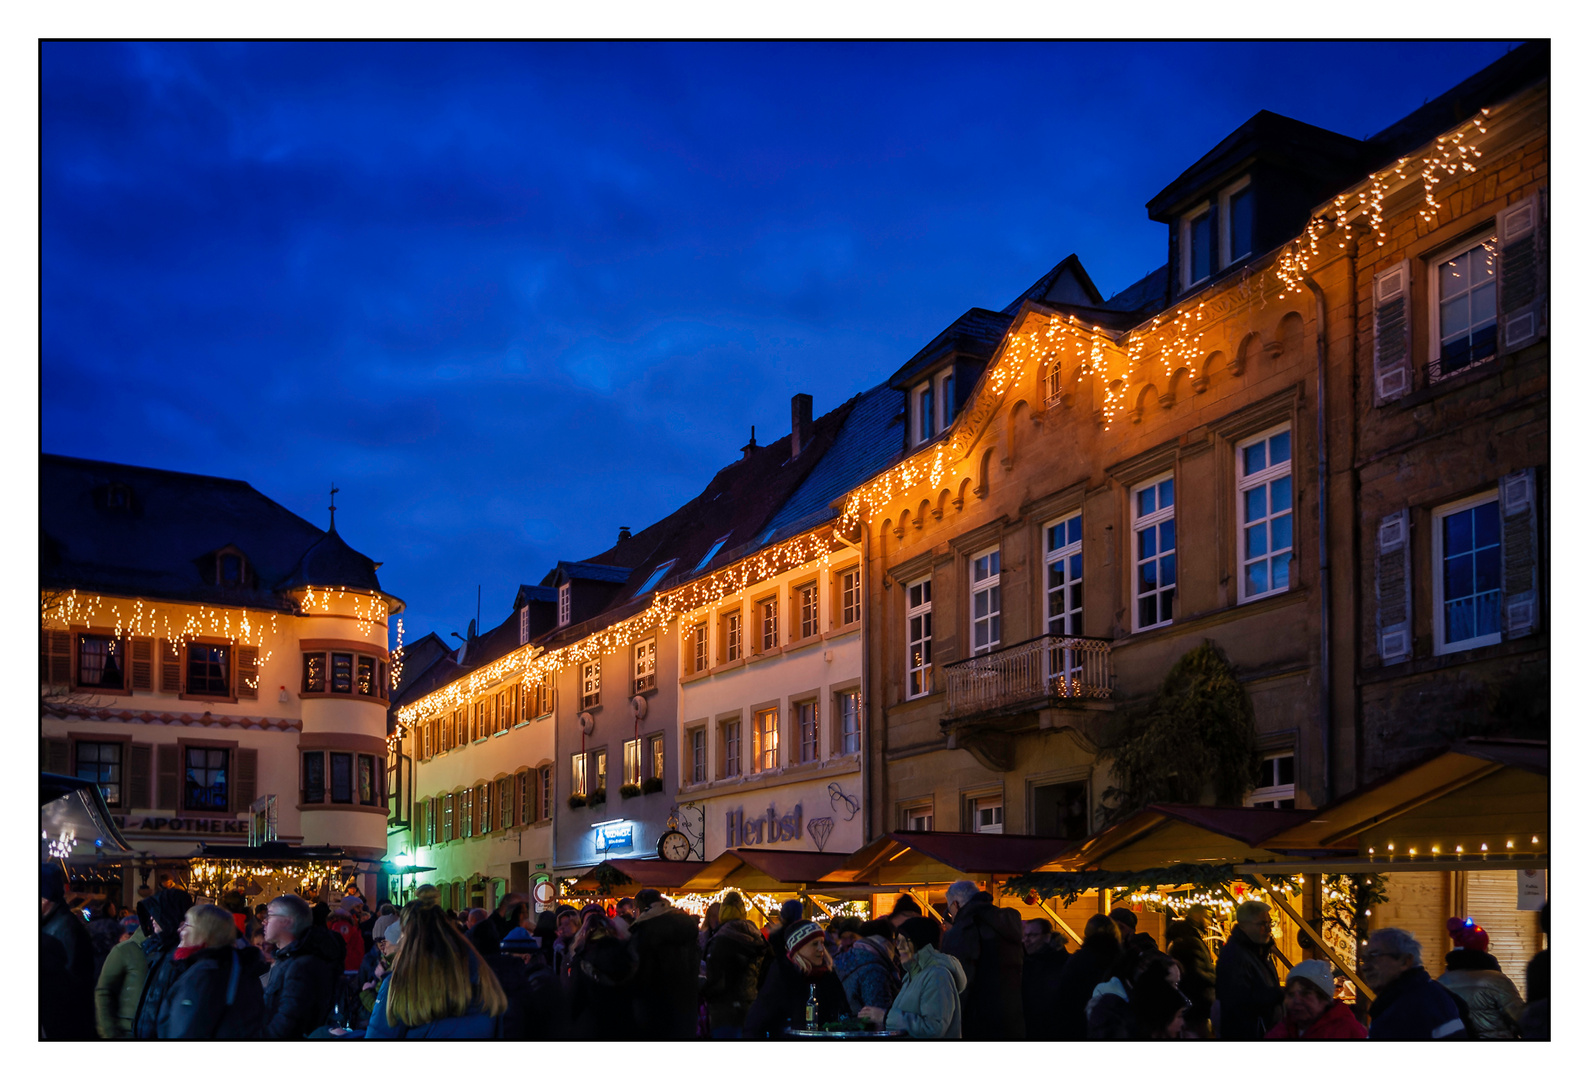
[940,881,1025,1040]
[1020,918,1069,1039]
[132,887,195,1040]
[41,863,95,1028]
[1215,900,1283,1039]
[628,888,702,1039]
[261,892,344,1038]
[1165,906,1217,1036]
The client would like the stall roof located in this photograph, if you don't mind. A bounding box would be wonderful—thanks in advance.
[566,858,704,896]
[824,831,1075,885]
[185,842,375,863]
[41,772,132,861]
[1034,804,1316,873]
[686,849,853,893]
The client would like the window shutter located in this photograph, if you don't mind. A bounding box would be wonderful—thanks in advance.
[1372,260,1413,404]
[42,630,72,688]
[43,737,70,775]
[1498,192,1546,354]
[233,748,258,812]
[159,640,182,694]
[236,647,259,699]
[128,743,152,809]
[129,637,154,691]
[156,743,180,809]
[1375,509,1412,663]
[1500,468,1540,638]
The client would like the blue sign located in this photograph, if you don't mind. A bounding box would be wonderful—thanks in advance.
[594,822,634,853]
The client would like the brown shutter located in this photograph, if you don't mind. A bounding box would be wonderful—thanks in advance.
[159,640,182,694]
[236,647,259,700]
[1498,192,1546,354]
[1376,510,1412,663]
[156,743,180,809]
[42,630,72,688]
[128,743,153,809]
[1500,468,1540,638]
[129,637,154,691]
[1373,260,1412,404]
[233,748,258,812]
[43,737,70,775]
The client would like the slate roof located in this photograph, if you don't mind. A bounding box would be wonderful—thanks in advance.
[886,307,1016,389]
[553,560,633,585]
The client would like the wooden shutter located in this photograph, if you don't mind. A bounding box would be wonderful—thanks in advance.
[128,743,153,809]
[1375,509,1412,663]
[129,637,154,691]
[1498,193,1546,354]
[1500,468,1540,638]
[43,737,70,775]
[233,748,258,811]
[159,640,182,694]
[156,743,180,809]
[42,630,72,688]
[236,646,259,700]
[1372,260,1413,404]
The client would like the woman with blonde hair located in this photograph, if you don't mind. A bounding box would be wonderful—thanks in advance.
[365,902,507,1038]
[155,903,266,1038]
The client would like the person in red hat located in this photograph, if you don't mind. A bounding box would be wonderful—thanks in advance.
[1438,917,1523,1038]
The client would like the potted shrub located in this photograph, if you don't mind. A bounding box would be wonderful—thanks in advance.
[619,782,643,800]
[589,787,607,807]
[566,793,587,810]
[641,776,665,795]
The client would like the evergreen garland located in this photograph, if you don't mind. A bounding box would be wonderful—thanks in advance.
[1002,863,1247,906]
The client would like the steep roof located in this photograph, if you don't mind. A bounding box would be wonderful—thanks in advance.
[887,307,1016,390]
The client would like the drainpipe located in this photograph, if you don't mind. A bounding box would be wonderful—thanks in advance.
[1302,271,1332,803]
[833,523,873,841]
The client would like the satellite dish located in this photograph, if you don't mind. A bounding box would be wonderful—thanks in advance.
[578,712,595,735]
[630,694,648,721]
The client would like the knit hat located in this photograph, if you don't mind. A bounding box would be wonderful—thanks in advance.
[1285,958,1336,999]
[339,895,362,914]
[1447,916,1490,952]
[719,892,748,923]
[896,916,941,952]
[784,919,823,956]
[780,899,805,926]
[1109,907,1138,933]
[383,919,403,946]
[372,913,398,942]
[499,926,540,953]
[120,914,141,936]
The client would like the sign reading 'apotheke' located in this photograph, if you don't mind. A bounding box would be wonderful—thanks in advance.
[114,815,248,836]
[725,804,802,847]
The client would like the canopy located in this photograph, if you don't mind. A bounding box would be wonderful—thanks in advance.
[1032,804,1316,873]
[40,771,132,863]
[687,848,853,893]
[566,858,705,897]
[822,831,1075,886]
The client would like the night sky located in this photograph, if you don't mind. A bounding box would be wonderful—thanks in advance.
[41,41,1520,645]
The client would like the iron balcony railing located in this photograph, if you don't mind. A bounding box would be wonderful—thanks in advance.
[943,634,1113,717]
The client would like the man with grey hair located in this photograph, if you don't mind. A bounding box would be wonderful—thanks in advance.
[1361,927,1468,1039]
[1215,900,1283,1039]
[940,879,1024,1039]
[260,893,345,1038]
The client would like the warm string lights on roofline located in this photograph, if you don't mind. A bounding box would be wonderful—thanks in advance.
[390,619,406,691]
[41,589,283,666]
[298,585,391,634]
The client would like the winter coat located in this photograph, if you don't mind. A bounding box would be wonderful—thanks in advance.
[1367,966,1466,1040]
[40,932,95,1040]
[156,945,266,1038]
[497,954,571,1041]
[1086,977,1138,1040]
[42,902,96,998]
[628,900,701,1039]
[1214,930,1283,1039]
[939,893,1025,1039]
[885,944,967,1039]
[1021,941,1068,1039]
[261,925,345,1038]
[364,962,504,1039]
[836,936,901,1015]
[1264,999,1367,1039]
[1164,920,1215,1025]
[88,914,125,983]
[131,888,195,1040]
[703,918,768,1032]
[1439,951,1522,1039]
[326,911,365,974]
[742,953,848,1039]
[1052,941,1117,1040]
[95,928,148,1039]
[568,934,639,1040]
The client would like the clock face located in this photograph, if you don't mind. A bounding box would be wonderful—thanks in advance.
[658,829,691,862]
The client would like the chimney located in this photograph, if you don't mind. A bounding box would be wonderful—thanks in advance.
[791,393,814,458]
[617,526,632,543]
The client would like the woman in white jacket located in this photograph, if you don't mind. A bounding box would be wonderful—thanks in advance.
[859,917,967,1038]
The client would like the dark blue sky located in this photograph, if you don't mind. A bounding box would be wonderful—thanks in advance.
[42,41,1519,645]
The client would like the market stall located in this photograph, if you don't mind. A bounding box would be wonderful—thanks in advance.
[41,771,134,899]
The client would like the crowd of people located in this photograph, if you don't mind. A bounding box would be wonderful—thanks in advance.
[40,864,1549,1041]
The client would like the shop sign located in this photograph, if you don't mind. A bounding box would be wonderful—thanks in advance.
[726,804,802,847]
[593,821,634,853]
[1516,869,1547,910]
[114,815,249,836]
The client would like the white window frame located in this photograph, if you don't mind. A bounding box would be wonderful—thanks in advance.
[557,583,571,627]
[796,699,819,764]
[1426,228,1499,379]
[901,801,934,832]
[1044,513,1083,637]
[689,726,707,784]
[571,753,587,798]
[971,795,1004,835]
[912,379,936,446]
[796,580,820,640]
[633,638,656,693]
[752,706,779,773]
[1132,472,1177,632]
[648,732,664,781]
[1180,199,1213,291]
[838,566,861,627]
[838,689,861,755]
[1432,490,1504,655]
[580,659,601,709]
[689,622,708,674]
[539,764,553,820]
[936,367,956,432]
[759,596,779,652]
[1245,751,1296,809]
[905,576,933,699]
[622,738,642,786]
[519,605,530,645]
[723,610,742,663]
[1236,424,1295,604]
[1219,176,1254,267]
[721,718,742,779]
[969,546,1002,655]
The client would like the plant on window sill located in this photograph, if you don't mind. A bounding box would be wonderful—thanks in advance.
[641,776,665,794]
[566,793,587,810]
[619,782,643,799]
[588,788,607,807]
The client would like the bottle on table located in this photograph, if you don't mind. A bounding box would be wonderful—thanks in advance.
[805,982,819,1030]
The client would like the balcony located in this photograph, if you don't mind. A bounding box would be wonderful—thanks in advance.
[943,634,1113,717]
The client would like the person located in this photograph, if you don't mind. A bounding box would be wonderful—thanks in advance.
[1053,914,1121,1040]
[261,892,346,1038]
[1020,918,1069,1038]
[628,888,702,1039]
[1132,977,1193,1040]
[552,905,581,990]
[940,880,1024,1039]
[828,915,865,954]
[703,893,767,1039]
[41,863,96,1031]
[499,926,570,1039]
[742,919,848,1038]
[1214,900,1283,1039]
[566,911,638,1040]
[836,917,901,1017]
[701,900,722,951]
[1263,959,1366,1039]
[889,893,923,929]
[465,907,490,931]
[1165,905,1216,1035]
[1521,902,1548,1040]
[365,903,506,1038]
[856,917,964,1038]
[1360,927,1466,1040]
[327,897,366,976]
[355,919,403,1028]
[486,894,530,946]
[614,897,637,926]
[1089,950,1180,1039]
[95,914,149,1039]
[87,900,127,984]
[155,904,266,1038]
[1438,917,1522,1038]
[132,887,195,1039]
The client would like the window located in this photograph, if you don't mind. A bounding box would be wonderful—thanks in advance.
[1044,515,1084,637]
[524,679,551,720]
[1032,780,1089,839]
[914,380,936,446]
[796,582,819,639]
[461,787,473,838]
[1132,474,1176,631]
[500,776,515,829]
[329,652,353,695]
[218,552,243,585]
[329,752,353,803]
[721,718,742,779]
[971,795,1004,835]
[623,738,642,786]
[905,576,933,699]
[648,733,665,781]
[695,535,730,572]
[300,649,386,700]
[759,597,779,652]
[518,770,533,825]
[970,547,1002,655]
[421,720,434,760]
[184,746,228,811]
[1221,178,1254,266]
[937,368,956,432]
[1434,492,1503,654]
[593,748,607,795]
[425,796,437,845]
[1183,177,1253,292]
[633,639,656,694]
[75,741,122,806]
[303,653,325,694]
[188,644,231,697]
[539,765,553,820]
[902,802,933,831]
[722,610,742,663]
[358,754,379,806]
[1238,426,1294,602]
[796,699,819,763]
[557,583,571,627]
[519,605,530,646]
[1183,203,1213,288]
[837,689,861,755]
[303,751,325,803]
[571,753,587,798]
[690,728,707,784]
[1246,753,1296,809]
[689,623,708,674]
[753,707,779,772]
[442,794,455,841]
[838,567,860,627]
[1429,231,1498,380]
[76,635,125,690]
[581,660,601,709]
[635,559,676,597]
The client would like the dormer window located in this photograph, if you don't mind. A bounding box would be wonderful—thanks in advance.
[1181,176,1254,292]
[634,559,676,597]
[911,367,957,447]
[219,553,243,586]
[557,583,571,627]
[695,535,729,572]
[1222,178,1254,265]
